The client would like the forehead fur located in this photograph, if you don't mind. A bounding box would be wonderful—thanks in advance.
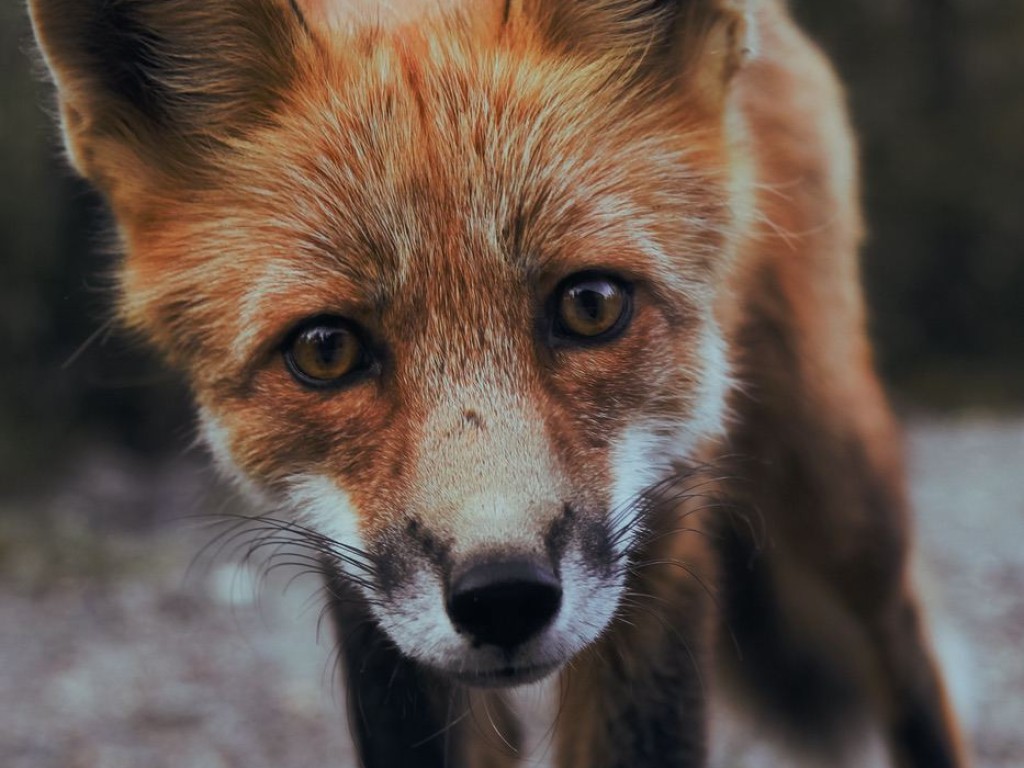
[120,16,732,384]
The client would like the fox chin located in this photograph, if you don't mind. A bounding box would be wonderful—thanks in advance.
[30,0,969,766]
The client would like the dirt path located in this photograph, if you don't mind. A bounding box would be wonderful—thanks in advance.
[1,417,1021,767]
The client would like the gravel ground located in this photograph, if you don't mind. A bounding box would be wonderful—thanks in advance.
[1,417,1021,767]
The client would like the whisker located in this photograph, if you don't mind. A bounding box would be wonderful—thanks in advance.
[483,693,518,755]
[616,593,705,696]
[629,559,721,604]
[413,690,467,754]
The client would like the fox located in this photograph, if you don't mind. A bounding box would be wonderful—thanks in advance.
[28,0,969,766]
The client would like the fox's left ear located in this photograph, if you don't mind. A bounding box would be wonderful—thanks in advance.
[525,0,756,110]
[28,0,312,211]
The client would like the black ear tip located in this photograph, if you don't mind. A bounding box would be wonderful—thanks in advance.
[29,0,169,126]
[85,2,171,124]
[29,0,306,186]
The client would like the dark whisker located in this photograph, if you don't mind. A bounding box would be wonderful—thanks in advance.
[616,593,705,696]
[187,510,384,625]
[629,559,720,602]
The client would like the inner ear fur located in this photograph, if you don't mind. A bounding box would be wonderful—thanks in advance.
[524,0,753,109]
[29,0,310,201]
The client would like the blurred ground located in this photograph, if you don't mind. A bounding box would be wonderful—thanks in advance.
[1,417,1021,768]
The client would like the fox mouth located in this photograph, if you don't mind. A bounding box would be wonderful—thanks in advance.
[443,660,561,689]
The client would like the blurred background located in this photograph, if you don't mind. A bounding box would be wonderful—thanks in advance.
[1,1,1022,767]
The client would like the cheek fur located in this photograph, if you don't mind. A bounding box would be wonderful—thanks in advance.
[203,368,421,531]
[284,473,377,587]
[603,323,731,555]
[199,407,275,506]
[199,408,377,576]
[543,301,729,503]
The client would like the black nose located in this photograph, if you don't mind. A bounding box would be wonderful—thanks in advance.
[446,558,562,650]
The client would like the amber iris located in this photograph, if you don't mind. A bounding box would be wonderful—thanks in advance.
[556,275,629,340]
[285,319,363,385]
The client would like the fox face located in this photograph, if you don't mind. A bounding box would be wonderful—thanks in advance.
[32,0,747,685]
[31,4,976,766]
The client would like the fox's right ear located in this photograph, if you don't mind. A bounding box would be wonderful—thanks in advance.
[524,0,755,112]
[29,0,312,208]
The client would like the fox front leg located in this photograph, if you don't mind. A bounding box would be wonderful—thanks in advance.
[323,569,462,768]
[554,576,713,768]
[324,571,526,768]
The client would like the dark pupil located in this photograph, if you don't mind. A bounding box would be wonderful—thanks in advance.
[309,328,344,365]
[574,283,610,321]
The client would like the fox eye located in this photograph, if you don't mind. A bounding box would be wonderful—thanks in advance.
[552,273,632,344]
[283,317,369,388]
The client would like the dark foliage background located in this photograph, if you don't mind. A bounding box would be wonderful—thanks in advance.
[1,0,1022,491]
[797,0,1024,407]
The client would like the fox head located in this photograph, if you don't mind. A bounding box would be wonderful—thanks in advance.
[31,0,752,685]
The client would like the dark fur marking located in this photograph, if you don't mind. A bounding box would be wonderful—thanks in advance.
[544,504,575,565]
[85,2,169,125]
[287,0,313,37]
[462,409,484,429]
[610,654,707,767]
[616,580,709,767]
[374,519,453,593]
[324,565,460,768]
[577,515,615,578]
[893,707,960,768]
[572,576,710,768]
[406,517,453,575]
[717,517,864,738]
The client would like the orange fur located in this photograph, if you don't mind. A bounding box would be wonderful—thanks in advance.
[30,1,968,766]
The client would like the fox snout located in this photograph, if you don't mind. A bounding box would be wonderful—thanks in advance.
[353,492,626,685]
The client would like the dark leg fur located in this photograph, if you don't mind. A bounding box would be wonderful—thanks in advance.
[717,517,872,744]
[323,566,464,768]
[862,585,967,768]
[555,562,713,768]
[323,566,524,768]
[722,276,970,767]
